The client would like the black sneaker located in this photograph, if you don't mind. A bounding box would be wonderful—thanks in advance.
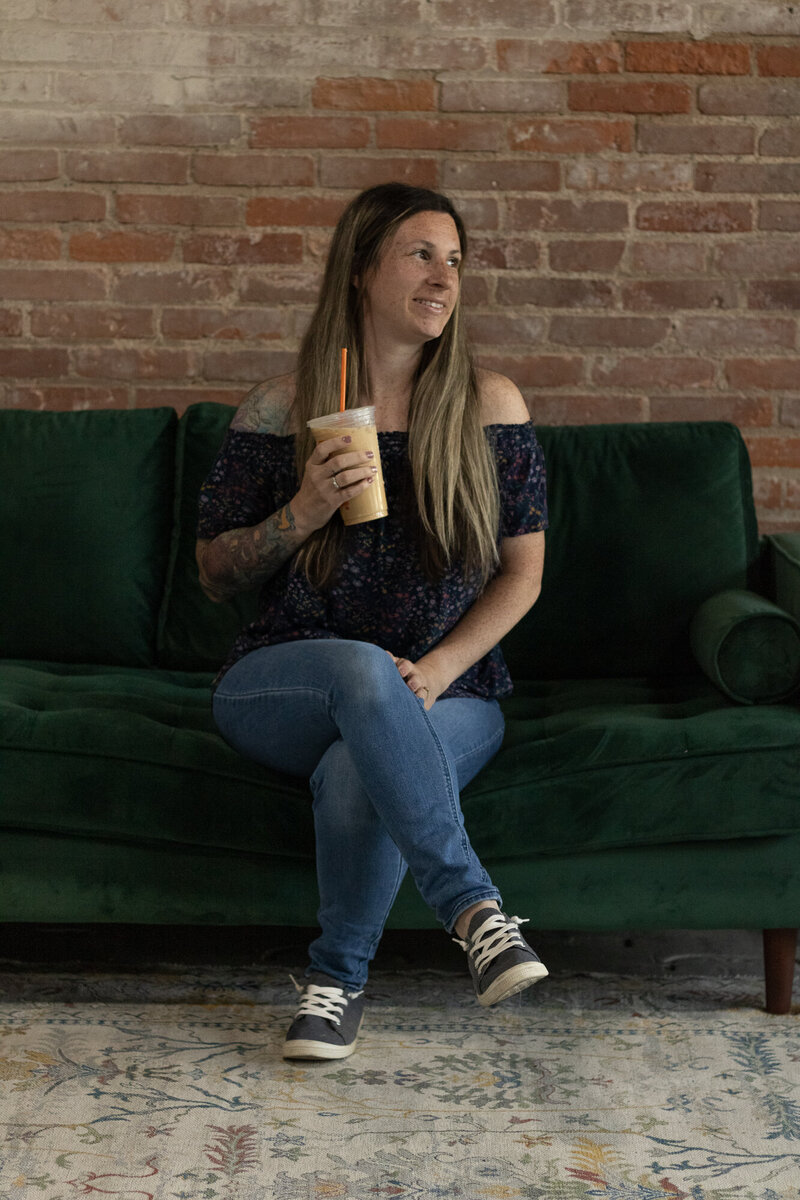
[282,972,365,1060]
[454,909,548,1007]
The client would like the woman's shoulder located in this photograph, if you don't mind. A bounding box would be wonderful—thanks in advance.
[476,368,530,427]
[230,373,296,435]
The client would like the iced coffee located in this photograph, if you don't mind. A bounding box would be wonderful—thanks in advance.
[307,405,388,526]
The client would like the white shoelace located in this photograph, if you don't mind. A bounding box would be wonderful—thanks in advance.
[453,913,529,974]
[290,976,363,1026]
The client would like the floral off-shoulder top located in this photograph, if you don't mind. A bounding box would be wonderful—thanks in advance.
[197,422,548,699]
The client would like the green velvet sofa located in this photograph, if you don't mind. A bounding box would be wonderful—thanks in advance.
[2,405,799,1012]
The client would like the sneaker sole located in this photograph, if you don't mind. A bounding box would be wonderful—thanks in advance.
[282,1015,364,1061]
[478,961,549,1007]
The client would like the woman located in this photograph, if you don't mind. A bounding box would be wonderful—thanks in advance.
[196,183,549,1061]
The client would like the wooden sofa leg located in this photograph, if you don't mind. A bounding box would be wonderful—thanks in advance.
[763,928,798,1015]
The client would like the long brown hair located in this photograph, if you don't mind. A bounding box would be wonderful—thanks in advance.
[293,183,500,588]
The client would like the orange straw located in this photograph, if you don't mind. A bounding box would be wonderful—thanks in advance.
[339,347,347,411]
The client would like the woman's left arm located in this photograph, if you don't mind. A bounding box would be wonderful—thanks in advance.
[391,529,545,709]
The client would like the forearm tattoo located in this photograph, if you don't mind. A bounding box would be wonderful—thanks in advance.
[202,504,300,600]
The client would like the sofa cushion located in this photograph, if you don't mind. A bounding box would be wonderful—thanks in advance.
[0,408,176,666]
[157,402,258,671]
[691,588,800,704]
[502,422,760,679]
[2,664,798,862]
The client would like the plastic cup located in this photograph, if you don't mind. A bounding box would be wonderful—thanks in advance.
[307,405,388,526]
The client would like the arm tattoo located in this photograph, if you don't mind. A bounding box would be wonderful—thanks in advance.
[202,504,301,601]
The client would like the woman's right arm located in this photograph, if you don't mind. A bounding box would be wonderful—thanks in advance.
[196,381,379,603]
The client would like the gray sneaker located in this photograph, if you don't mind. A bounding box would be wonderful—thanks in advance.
[454,909,548,1006]
[282,972,365,1060]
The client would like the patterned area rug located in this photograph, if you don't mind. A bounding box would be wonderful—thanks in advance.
[0,967,798,1199]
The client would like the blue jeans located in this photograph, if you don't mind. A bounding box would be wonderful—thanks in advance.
[212,639,504,990]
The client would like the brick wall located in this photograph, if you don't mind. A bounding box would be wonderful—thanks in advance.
[1,0,799,531]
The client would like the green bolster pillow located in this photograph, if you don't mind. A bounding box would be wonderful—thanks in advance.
[690,588,800,705]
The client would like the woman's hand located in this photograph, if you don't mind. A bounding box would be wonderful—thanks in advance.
[293,434,378,533]
[387,652,447,710]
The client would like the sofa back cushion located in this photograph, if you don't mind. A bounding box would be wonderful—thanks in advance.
[501,421,760,679]
[157,402,258,671]
[0,408,176,666]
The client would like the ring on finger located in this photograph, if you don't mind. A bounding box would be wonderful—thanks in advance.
[331,472,341,491]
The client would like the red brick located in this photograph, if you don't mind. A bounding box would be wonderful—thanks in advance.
[440,79,564,112]
[116,193,241,226]
[592,356,716,389]
[0,229,61,261]
[0,347,69,377]
[569,80,691,113]
[549,240,625,272]
[134,386,242,415]
[239,269,321,305]
[566,159,692,191]
[120,114,241,146]
[508,198,628,233]
[1,191,105,222]
[443,160,559,191]
[203,348,295,381]
[699,81,800,115]
[697,163,800,193]
[745,436,800,468]
[0,113,114,144]
[319,155,439,189]
[679,316,795,351]
[562,0,690,29]
[377,117,506,151]
[650,395,774,424]
[0,268,106,301]
[468,237,541,270]
[726,358,799,390]
[784,399,800,428]
[497,277,614,308]
[497,39,622,73]
[752,475,785,508]
[70,232,174,263]
[0,150,59,181]
[509,117,633,153]
[194,154,315,188]
[637,202,752,233]
[637,122,755,155]
[312,77,436,110]
[759,127,800,156]
[626,41,750,74]
[715,241,800,275]
[30,307,153,340]
[67,151,189,185]
[759,202,800,232]
[374,35,489,71]
[0,309,23,337]
[748,280,800,309]
[630,241,707,274]
[622,280,738,310]
[551,316,670,348]
[452,197,499,230]
[183,233,303,264]
[73,347,192,380]
[161,307,289,341]
[250,116,370,149]
[9,385,129,410]
[458,276,490,306]
[114,268,234,304]
[479,354,585,388]
[531,394,646,423]
[466,313,547,345]
[758,46,800,76]
[246,195,347,227]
